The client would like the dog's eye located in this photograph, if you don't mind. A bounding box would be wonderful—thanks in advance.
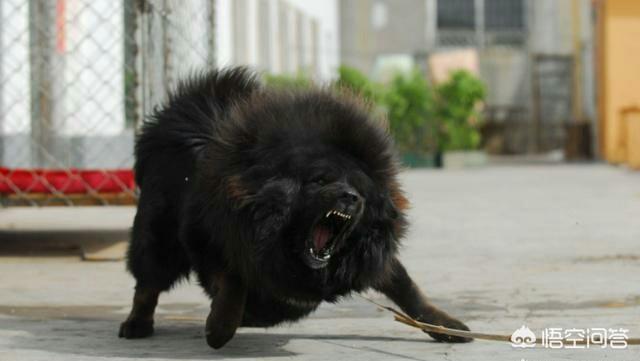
[309,175,329,186]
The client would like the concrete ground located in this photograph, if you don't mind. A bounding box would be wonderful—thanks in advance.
[1,164,639,361]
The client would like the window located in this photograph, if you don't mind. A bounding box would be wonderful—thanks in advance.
[437,0,525,47]
[437,0,475,30]
[485,0,524,30]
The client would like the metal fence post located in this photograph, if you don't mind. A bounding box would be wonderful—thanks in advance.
[136,0,169,123]
[29,0,57,167]
[0,0,4,163]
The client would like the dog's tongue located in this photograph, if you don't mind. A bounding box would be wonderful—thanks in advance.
[312,226,331,251]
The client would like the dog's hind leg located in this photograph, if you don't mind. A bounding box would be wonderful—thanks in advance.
[118,286,160,338]
[119,197,191,339]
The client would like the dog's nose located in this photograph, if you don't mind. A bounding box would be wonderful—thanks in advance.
[340,189,361,204]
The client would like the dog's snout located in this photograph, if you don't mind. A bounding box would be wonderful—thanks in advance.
[340,189,361,204]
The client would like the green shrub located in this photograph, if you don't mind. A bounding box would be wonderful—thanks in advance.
[383,70,436,156]
[335,66,381,103]
[433,70,486,151]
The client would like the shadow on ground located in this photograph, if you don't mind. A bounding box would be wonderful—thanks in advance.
[1,315,434,360]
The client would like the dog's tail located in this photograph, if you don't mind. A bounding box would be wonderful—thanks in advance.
[134,67,260,187]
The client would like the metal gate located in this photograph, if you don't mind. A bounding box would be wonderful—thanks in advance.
[531,54,574,152]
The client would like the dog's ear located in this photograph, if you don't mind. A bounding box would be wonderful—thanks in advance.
[383,184,409,237]
[383,180,410,217]
[390,188,409,213]
[225,175,252,207]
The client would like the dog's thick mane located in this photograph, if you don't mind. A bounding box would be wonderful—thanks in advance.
[217,89,400,186]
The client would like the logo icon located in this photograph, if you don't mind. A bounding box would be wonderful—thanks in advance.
[511,325,537,348]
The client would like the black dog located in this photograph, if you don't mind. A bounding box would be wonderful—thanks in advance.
[119,67,471,348]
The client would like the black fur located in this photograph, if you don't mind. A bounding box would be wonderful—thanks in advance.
[119,67,471,348]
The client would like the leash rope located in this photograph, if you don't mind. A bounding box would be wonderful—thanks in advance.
[358,295,640,346]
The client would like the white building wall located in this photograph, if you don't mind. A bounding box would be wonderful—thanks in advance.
[247,0,259,65]
[286,6,299,73]
[288,0,339,80]
[215,0,339,81]
[215,0,234,68]
[268,0,281,73]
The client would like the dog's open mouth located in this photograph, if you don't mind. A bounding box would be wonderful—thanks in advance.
[305,209,352,269]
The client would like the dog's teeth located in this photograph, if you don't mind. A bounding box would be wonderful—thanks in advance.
[327,210,352,220]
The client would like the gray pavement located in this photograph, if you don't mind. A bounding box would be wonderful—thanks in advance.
[1,164,639,361]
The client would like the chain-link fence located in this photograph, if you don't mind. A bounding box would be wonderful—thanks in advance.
[0,0,215,206]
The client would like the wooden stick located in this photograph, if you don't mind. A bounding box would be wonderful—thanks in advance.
[359,294,640,345]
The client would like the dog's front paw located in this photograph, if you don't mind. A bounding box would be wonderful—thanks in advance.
[422,316,473,343]
[205,323,236,349]
[119,318,154,339]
